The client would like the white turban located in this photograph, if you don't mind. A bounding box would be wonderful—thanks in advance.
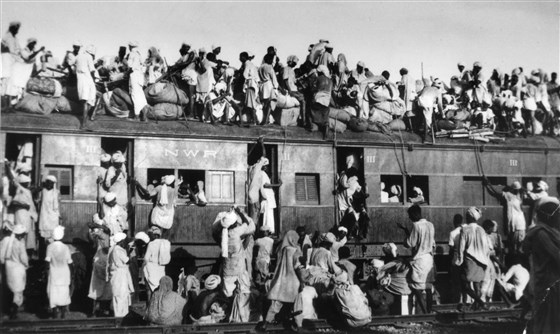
[413,187,423,196]
[325,232,336,244]
[13,224,27,235]
[149,225,162,236]
[100,153,111,163]
[371,259,385,269]
[219,211,239,258]
[18,164,32,173]
[113,232,127,243]
[52,226,65,241]
[317,65,330,78]
[159,175,175,206]
[17,174,31,184]
[536,180,549,192]
[45,175,57,183]
[135,232,150,244]
[111,151,125,163]
[259,157,269,166]
[338,226,348,234]
[85,44,96,56]
[467,206,482,221]
[73,40,83,47]
[205,275,221,291]
[128,41,139,47]
[382,243,397,258]
[104,192,117,203]
[163,175,175,185]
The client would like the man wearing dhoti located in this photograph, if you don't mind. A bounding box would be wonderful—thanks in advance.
[45,226,72,318]
[0,224,29,319]
[126,41,149,121]
[107,232,134,317]
[39,175,60,241]
[5,37,44,103]
[1,21,21,106]
[75,44,98,128]
[142,226,171,303]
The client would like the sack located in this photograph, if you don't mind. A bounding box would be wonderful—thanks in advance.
[276,93,300,109]
[15,93,58,115]
[388,118,407,131]
[436,119,457,131]
[110,88,133,112]
[26,77,58,96]
[272,107,299,127]
[145,82,189,106]
[328,108,352,123]
[147,103,183,120]
[55,96,79,113]
[328,117,347,133]
[367,120,392,135]
[366,84,392,103]
[348,117,368,132]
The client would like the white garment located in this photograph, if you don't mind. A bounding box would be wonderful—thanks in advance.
[501,264,530,301]
[127,49,147,115]
[294,286,318,327]
[88,247,112,300]
[142,239,171,291]
[75,51,97,105]
[1,236,28,305]
[46,241,72,308]
[108,245,134,317]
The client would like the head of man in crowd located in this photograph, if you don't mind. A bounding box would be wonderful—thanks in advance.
[8,21,20,35]
[482,219,497,234]
[509,181,522,195]
[381,70,390,80]
[466,206,482,223]
[212,45,221,56]
[239,51,249,64]
[111,151,125,169]
[44,175,56,190]
[263,53,274,66]
[356,61,364,74]
[149,226,162,241]
[457,62,465,73]
[407,204,422,223]
[453,213,463,228]
[400,68,408,77]
[287,55,299,68]
[551,72,557,84]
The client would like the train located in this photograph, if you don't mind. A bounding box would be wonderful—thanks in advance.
[2,111,559,287]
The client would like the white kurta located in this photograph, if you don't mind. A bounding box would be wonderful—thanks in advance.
[75,51,97,106]
[104,166,128,208]
[0,235,28,306]
[39,188,60,239]
[142,239,171,291]
[260,173,276,233]
[13,184,38,250]
[6,47,37,97]
[127,49,147,115]
[150,185,176,229]
[46,241,72,308]
[108,245,134,317]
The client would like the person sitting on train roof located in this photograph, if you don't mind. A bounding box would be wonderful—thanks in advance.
[105,151,128,210]
[125,41,150,121]
[241,51,260,126]
[483,177,526,256]
[454,207,490,311]
[310,65,333,135]
[282,55,307,126]
[397,204,434,314]
[0,224,29,319]
[143,226,171,306]
[76,44,98,129]
[101,192,128,235]
[135,175,182,230]
[145,275,186,326]
[45,225,72,319]
[145,46,165,86]
[194,53,217,123]
[1,21,21,108]
[416,78,444,142]
[38,174,60,241]
[5,37,45,105]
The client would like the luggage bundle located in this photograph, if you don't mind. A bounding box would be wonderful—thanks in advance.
[144,82,188,120]
[16,77,78,115]
[272,92,301,126]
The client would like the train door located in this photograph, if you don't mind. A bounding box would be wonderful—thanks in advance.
[335,146,365,223]
[4,133,42,186]
[247,142,279,234]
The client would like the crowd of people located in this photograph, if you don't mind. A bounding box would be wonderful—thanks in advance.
[2,21,560,141]
[1,143,559,334]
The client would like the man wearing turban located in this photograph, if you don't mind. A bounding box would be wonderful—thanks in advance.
[96,153,111,211]
[102,192,128,235]
[454,206,490,311]
[135,175,182,229]
[105,151,128,211]
[39,175,60,240]
[143,226,171,303]
[107,232,134,317]
[1,21,21,107]
[45,226,72,318]
[0,224,28,319]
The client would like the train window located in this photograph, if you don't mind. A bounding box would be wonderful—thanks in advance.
[101,137,130,156]
[463,176,507,206]
[207,171,234,203]
[522,177,542,192]
[178,169,206,199]
[295,173,320,205]
[407,175,429,205]
[380,175,404,204]
[43,165,73,199]
[5,133,41,186]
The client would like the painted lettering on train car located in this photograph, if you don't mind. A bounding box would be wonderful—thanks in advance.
[164,149,218,158]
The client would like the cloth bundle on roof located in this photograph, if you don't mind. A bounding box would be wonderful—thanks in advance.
[367,120,392,134]
[55,95,80,113]
[147,103,183,120]
[275,92,300,109]
[145,82,189,106]
[14,93,58,115]
[107,88,133,117]
[328,108,352,123]
[328,117,347,133]
[26,77,61,97]
[388,118,406,131]
[348,116,368,132]
[272,107,299,126]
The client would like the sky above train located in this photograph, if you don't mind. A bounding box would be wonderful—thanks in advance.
[2,0,559,82]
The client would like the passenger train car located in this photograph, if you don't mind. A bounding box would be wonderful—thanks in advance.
[2,112,559,285]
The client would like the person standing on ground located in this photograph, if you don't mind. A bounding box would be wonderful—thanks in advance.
[0,224,28,319]
[45,226,72,319]
[107,232,134,317]
[397,204,435,314]
[143,226,171,304]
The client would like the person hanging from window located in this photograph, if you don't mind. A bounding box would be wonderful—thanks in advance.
[38,175,60,242]
[408,186,425,204]
[101,192,128,236]
[96,153,111,212]
[104,151,129,213]
[135,175,182,230]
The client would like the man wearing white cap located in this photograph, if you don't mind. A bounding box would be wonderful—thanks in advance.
[318,43,335,69]
[105,151,128,210]
[1,21,21,106]
[135,175,182,229]
[397,204,434,314]
[417,80,444,142]
[6,164,38,251]
[126,41,149,121]
[39,175,60,240]
[61,41,82,85]
[45,226,72,318]
[107,232,134,317]
[455,206,490,311]
[0,224,28,319]
[331,226,348,262]
[143,226,171,303]
[527,180,549,227]
[5,37,44,103]
[102,192,128,235]
[240,51,259,125]
[88,214,112,317]
[96,153,111,210]
[483,177,526,255]
[75,43,98,128]
[456,62,471,86]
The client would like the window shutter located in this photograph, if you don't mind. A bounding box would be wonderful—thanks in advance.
[306,176,319,202]
[295,175,307,202]
[295,174,319,205]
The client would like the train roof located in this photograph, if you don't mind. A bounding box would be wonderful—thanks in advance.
[2,112,560,152]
